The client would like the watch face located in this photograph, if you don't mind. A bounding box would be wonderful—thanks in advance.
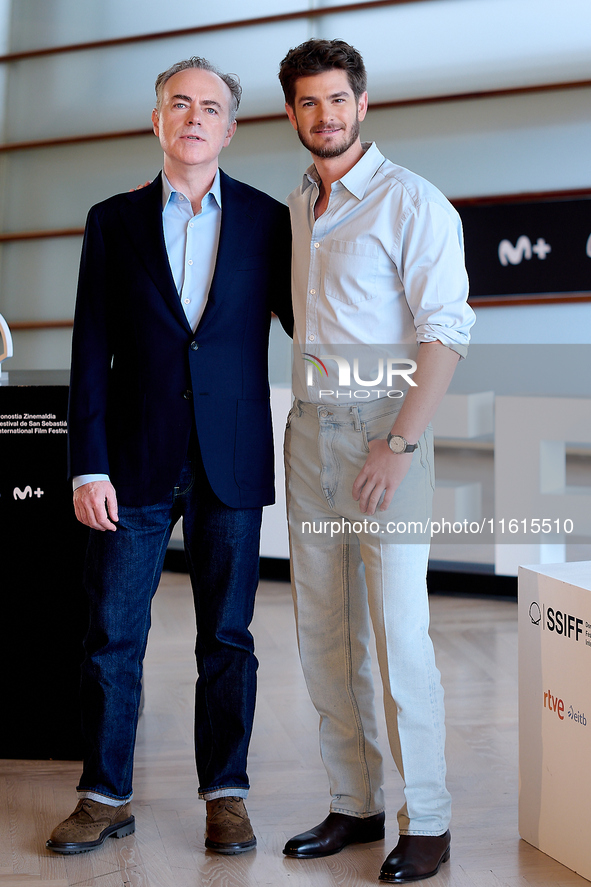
[388,435,406,454]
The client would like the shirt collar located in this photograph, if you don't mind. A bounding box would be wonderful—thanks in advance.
[161,169,222,211]
[302,142,385,201]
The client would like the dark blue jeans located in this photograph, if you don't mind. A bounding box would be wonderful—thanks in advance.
[77,441,262,802]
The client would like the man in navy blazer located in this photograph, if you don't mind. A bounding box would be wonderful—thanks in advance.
[47,57,292,857]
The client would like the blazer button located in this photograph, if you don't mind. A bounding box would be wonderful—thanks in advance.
[183,390,193,400]
[190,341,199,351]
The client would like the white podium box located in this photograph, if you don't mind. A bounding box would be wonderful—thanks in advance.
[519,561,591,881]
[431,390,494,438]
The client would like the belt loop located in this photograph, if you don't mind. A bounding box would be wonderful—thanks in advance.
[350,405,361,431]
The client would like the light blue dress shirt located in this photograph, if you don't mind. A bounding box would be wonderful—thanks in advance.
[161,171,222,332]
[288,142,475,404]
[73,172,222,490]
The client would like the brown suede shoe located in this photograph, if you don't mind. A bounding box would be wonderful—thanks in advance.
[46,798,135,854]
[205,796,256,854]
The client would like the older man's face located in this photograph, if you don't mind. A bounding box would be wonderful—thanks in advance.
[152,67,236,176]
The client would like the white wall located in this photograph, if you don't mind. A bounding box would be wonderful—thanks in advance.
[1,0,591,370]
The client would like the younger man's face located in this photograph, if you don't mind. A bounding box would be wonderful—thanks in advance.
[285,68,367,160]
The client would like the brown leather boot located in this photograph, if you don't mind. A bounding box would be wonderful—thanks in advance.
[205,796,256,854]
[46,798,135,854]
[379,831,451,882]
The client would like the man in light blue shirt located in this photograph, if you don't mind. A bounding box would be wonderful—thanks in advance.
[278,39,474,883]
[47,56,292,858]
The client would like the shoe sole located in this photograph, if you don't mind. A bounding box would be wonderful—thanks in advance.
[205,837,257,854]
[378,846,451,882]
[46,816,136,854]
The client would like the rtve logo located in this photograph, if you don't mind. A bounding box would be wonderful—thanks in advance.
[544,689,564,720]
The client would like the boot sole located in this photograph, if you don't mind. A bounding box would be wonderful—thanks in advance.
[46,816,135,854]
[205,836,257,854]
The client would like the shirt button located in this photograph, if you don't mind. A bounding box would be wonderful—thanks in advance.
[179,195,185,201]
[188,259,193,266]
[184,298,191,305]
[189,222,194,228]
[314,242,320,248]
[309,289,316,295]
[308,334,315,342]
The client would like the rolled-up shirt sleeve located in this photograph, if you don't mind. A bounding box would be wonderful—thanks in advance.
[398,200,474,358]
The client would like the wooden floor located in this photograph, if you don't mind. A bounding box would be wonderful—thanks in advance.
[1,574,588,887]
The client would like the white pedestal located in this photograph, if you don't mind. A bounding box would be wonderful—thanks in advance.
[519,561,591,881]
[432,390,494,438]
[170,386,293,558]
[260,386,292,559]
[432,480,482,523]
[431,392,490,566]
[496,396,591,576]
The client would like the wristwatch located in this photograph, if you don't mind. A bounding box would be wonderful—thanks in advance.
[387,433,418,454]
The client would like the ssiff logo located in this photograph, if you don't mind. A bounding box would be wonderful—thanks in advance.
[304,353,417,399]
[528,600,584,642]
[529,601,541,624]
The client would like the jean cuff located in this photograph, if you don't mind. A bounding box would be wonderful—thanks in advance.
[330,805,385,818]
[199,787,248,801]
[77,790,133,806]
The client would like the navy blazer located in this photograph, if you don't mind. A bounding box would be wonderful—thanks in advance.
[68,170,292,509]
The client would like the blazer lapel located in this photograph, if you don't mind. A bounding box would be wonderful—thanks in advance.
[196,170,258,334]
[118,173,190,330]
